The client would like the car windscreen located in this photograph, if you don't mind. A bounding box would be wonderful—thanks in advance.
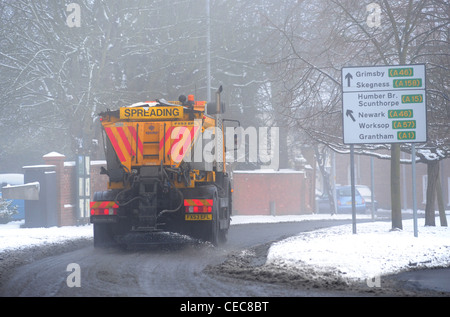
[357,187,371,196]
[337,187,352,196]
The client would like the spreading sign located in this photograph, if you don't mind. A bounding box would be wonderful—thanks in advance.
[342,64,427,144]
[120,106,184,120]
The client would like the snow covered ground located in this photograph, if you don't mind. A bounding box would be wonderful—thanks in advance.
[266,215,450,282]
[0,220,92,252]
[0,211,449,282]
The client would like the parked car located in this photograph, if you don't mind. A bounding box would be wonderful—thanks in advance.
[356,185,378,213]
[316,186,366,214]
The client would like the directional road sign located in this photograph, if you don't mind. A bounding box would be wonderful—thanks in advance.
[342,64,427,144]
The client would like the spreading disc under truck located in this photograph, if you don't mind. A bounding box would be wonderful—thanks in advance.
[90,88,233,247]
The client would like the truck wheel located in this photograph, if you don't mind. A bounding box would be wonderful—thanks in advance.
[195,187,220,246]
[208,192,220,246]
[219,226,228,244]
[218,177,232,244]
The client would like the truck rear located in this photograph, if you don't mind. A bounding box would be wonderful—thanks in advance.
[90,88,233,247]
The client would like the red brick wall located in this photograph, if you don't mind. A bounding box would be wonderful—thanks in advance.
[233,170,313,215]
[41,153,316,224]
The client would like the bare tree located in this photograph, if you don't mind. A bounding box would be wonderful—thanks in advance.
[0,0,283,170]
[266,0,449,228]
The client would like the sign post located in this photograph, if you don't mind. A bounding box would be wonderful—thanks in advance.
[76,155,91,222]
[350,145,356,234]
[342,64,426,236]
[412,144,418,237]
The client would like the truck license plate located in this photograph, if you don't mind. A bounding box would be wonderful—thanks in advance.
[185,214,212,221]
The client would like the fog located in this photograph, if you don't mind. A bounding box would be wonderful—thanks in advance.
[0,0,448,174]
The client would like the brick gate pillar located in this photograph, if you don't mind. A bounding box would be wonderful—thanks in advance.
[43,152,66,226]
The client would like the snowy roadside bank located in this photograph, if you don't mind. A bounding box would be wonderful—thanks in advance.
[266,216,450,282]
[0,211,449,284]
[0,220,93,253]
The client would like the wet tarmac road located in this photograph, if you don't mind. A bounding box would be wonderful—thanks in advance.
[0,219,448,297]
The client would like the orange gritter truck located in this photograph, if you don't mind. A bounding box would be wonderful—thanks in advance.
[90,87,233,247]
